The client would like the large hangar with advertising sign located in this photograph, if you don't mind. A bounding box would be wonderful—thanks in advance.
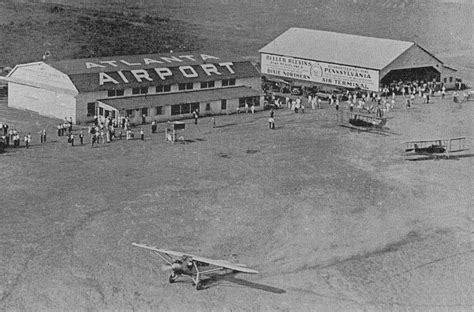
[259,28,456,92]
[6,52,263,124]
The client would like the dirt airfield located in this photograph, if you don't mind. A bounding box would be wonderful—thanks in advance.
[1,92,473,311]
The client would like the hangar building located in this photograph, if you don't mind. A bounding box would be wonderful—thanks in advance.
[259,28,457,92]
[6,52,263,124]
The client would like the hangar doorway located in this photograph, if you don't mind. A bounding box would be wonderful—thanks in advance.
[381,66,440,86]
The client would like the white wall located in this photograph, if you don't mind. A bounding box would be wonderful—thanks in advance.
[8,83,76,121]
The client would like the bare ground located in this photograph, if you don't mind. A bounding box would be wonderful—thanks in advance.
[1,93,473,311]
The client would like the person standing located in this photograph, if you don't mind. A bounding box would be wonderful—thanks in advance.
[268,117,275,129]
[441,85,446,99]
[193,109,199,125]
[244,102,249,113]
[79,130,84,145]
[151,120,157,133]
[250,104,255,114]
[140,128,144,141]
[24,133,31,149]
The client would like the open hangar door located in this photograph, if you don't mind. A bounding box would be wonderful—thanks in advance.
[380,66,440,86]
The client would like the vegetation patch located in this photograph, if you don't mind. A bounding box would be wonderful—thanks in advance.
[0,2,202,66]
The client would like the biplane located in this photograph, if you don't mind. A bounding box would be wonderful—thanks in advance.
[132,243,258,290]
[339,111,389,134]
[405,137,469,159]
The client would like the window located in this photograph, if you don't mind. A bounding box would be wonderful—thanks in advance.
[200,81,215,89]
[449,77,453,83]
[87,102,96,117]
[206,103,211,111]
[132,87,148,95]
[156,85,171,93]
[239,96,260,107]
[179,83,194,91]
[99,107,104,115]
[171,104,181,115]
[239,97,247,108]
[141,107,148,117]
[155,106,162,115]
[222,79,236,86]
[190,102,200,113]
[107,89,124,97]
[126,109,133,117]
[221,99,227,110]
[170,103,199,116]
[181,103,191,114]
[443,78,447,83]
[253,96,260,107]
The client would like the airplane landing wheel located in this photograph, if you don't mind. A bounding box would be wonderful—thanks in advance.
[169,274,176,284]
[195,281,202,290]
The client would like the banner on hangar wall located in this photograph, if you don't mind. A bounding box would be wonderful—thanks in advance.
[261,53,379,91]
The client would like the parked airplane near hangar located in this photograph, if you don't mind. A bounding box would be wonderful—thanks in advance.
[405,137,469,160]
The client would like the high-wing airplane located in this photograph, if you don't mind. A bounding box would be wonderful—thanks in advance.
[132,243,258,290]
[405,137,468,159]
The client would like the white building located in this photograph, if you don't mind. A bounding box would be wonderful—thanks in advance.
[260,28,457,92]
[6,52,263,124]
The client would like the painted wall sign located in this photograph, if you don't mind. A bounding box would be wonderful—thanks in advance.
[261,53,380,91]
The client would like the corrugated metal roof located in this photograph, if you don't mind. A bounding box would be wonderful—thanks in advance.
[99,86,262,111]
[66,61,259,93]
[259,28,414,70]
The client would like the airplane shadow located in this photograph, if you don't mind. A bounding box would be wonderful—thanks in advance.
[201,273,286,294]
[214,123,238,129]
[406,153,474,161]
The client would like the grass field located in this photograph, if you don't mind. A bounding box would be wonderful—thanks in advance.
[1,93,473,310]
[1,0,473,310]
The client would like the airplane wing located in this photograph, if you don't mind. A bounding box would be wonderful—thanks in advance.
[191,255,259,274]
[132,243,193,258]
[132,243,258,274]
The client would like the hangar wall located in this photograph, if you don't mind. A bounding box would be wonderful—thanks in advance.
[380,44,443,79]
[8,83,76,121]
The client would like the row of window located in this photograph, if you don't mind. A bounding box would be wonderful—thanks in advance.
[92,96,258,119]
[107,79,236,98]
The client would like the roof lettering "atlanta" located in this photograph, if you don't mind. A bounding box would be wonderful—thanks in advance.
[86,54,220,69]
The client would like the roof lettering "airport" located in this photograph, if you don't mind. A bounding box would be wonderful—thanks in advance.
[99,63,235,85]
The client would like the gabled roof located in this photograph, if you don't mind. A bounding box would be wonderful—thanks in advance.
[259,28,415,70]
[99,86,262,111]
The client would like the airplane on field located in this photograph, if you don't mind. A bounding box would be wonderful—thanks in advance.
[405,137,469,159]
[339,111,390,134]
[132,243,258,290]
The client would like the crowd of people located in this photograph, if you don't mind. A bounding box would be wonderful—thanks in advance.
[1,81,471,152]
[0,121,36,150]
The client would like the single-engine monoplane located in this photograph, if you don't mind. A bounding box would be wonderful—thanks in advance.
[405,137,469,159]
[132,243,258,290]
